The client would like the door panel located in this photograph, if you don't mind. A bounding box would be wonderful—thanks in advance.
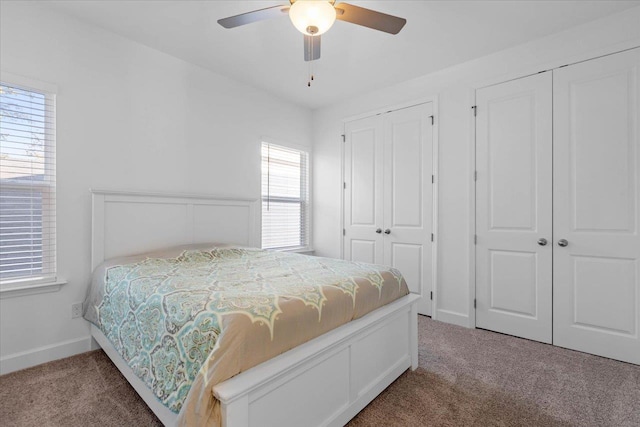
[350,240,377,265]
[573,256,636,334]
[553,48,640,364]
[488,93,538,231]
[350,129,377,226]
[571,71,636,232]
[343,116,384,263]
[391,120,423,227]
[489,250,538,317]
[383,103,434,315]
[476,72,553,343]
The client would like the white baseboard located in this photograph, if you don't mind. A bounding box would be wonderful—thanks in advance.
[0,336,92,375]
[435,309,470,328]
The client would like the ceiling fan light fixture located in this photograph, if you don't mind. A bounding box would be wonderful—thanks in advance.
[289,0,336,36]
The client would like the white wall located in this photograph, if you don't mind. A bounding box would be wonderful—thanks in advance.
[2,2,639,375]
[0,1,312,373]
[313,7,640,327]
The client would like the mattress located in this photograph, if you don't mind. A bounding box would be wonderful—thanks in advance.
[83,245,409,426]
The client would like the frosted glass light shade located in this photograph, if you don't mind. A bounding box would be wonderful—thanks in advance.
[289,0,337,36]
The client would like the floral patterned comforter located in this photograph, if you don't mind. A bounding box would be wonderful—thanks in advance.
[84,245,409,426]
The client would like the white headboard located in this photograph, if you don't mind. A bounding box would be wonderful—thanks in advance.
[91,189,259,270]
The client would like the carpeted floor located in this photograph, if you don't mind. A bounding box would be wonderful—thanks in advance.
[1,316,639,426]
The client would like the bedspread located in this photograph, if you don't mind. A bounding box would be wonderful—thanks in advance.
[84,246,409,426]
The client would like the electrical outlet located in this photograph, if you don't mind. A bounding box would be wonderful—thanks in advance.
[71,302,83,319]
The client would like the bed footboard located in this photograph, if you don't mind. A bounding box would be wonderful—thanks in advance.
[215,293,420,427]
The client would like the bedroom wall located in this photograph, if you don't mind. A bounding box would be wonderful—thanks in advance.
[0,1,312,373]
[312,6,640,327]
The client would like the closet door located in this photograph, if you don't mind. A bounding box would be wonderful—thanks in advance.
[343,115,384,264]
[476,72,553,343]
[553,48,640,364]
[383,103,434,315]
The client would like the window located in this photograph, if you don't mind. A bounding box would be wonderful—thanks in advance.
[0,81,56,285]
[261,142,309,250]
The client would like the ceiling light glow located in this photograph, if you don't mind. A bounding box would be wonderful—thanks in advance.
[289,0,337,36]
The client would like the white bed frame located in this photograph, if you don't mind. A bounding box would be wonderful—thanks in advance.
[90,189,420,427]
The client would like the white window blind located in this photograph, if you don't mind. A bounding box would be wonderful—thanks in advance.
[261,142,309,250]
[0,82,56,284]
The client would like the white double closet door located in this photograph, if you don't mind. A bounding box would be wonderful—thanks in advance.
[476,48,640,364]
[343,102,434,315]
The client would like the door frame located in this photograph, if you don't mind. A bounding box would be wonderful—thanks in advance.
[469,89,477,329]
[340,96,440,319]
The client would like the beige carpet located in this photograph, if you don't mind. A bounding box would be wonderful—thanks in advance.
[1,316,639,426]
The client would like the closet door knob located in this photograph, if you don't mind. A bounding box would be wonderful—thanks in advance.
[384,229,391,235]
[537,238,548,246]
[558,239,569,247]
[375,228,382,234]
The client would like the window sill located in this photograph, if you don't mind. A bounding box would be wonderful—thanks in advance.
[278,247,315,256]
[0,279,68,299]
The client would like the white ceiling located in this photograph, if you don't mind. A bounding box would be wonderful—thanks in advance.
[44,0,640,109]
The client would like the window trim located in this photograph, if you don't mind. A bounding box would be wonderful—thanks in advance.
[0,71,63,294]
[260,139,312,252]
[0,278,67,299]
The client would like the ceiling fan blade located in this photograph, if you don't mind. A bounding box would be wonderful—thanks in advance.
[335,3,406,35]
[304,35,321,62]
[218,5,290,29]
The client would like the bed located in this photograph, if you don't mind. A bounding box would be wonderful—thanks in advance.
[87,189,420,427]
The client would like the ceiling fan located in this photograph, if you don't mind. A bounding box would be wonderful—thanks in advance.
[218,1,407,62]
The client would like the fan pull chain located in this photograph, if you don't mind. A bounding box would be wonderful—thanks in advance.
[308,37,312,87]
[307,36,314,87]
